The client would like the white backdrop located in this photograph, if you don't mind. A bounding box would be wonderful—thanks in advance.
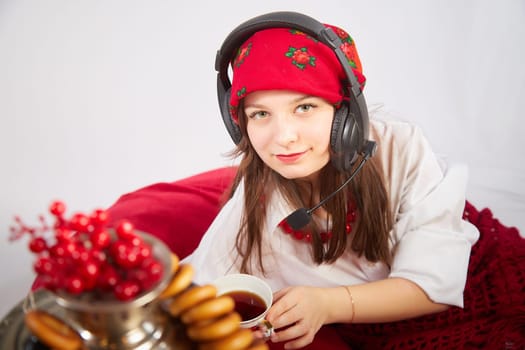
[1,0,524,319]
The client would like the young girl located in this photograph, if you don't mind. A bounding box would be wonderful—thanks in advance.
[106,10,524,350]
[182,11,482,349]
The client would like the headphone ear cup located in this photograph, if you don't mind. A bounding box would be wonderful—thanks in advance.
[330,105,346,155]
[330,103,359,172]
[219,87,242,144]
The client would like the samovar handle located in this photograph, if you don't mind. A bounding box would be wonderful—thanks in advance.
[22,291,94,350]
[24,309,84,350]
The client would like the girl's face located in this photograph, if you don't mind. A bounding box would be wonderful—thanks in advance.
[243,90,335,181]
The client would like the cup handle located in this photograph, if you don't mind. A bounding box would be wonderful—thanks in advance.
[255,319,274,340]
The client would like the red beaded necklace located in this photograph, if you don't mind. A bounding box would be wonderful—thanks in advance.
[278,201,357,243]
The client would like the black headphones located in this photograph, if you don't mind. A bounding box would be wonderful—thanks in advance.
[215,11,372,172]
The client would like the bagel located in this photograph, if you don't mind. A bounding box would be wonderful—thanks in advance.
[187,311,242,342]
[170,253,180,273]
[246,340,270,350]
[168,284,217,317]
[158,263,194,299]
[198,328,254,350]
[24,310,82,350]
[181,295,235,324]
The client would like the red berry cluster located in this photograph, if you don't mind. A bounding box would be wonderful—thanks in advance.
[9,200,164,301]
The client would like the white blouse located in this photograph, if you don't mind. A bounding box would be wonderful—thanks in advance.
[183,118,480,307]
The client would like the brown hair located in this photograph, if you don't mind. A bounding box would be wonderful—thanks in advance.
[227,108,393,274]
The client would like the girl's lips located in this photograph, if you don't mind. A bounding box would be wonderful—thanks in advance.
[275,151,306,163]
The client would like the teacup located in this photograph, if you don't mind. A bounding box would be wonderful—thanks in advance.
[212,274,273,336]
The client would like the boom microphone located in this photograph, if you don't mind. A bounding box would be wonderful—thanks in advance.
[285,141,377,230]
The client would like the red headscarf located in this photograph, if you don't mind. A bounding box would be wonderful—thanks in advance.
[229,24,366,120]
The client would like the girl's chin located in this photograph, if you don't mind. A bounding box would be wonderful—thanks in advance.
[272,168,322,181]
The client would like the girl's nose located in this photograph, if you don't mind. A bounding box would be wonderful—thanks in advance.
[274,114,298,146]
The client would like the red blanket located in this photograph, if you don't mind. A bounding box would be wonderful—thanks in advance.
[107,167,525,349]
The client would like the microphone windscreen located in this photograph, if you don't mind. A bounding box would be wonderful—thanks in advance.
[285,208,311,230]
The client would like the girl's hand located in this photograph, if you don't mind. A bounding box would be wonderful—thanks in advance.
[265,286,331,349]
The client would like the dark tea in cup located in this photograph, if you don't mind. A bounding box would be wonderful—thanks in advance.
[224,290,267,322]
[213,273,273,329]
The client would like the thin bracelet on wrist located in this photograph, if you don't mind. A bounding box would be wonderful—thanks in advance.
[343,286,355,323]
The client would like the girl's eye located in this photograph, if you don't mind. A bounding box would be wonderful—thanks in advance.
[247,110,268,119]
[296,103,315,113]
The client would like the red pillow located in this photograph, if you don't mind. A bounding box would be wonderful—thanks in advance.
[106,166,237,259]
